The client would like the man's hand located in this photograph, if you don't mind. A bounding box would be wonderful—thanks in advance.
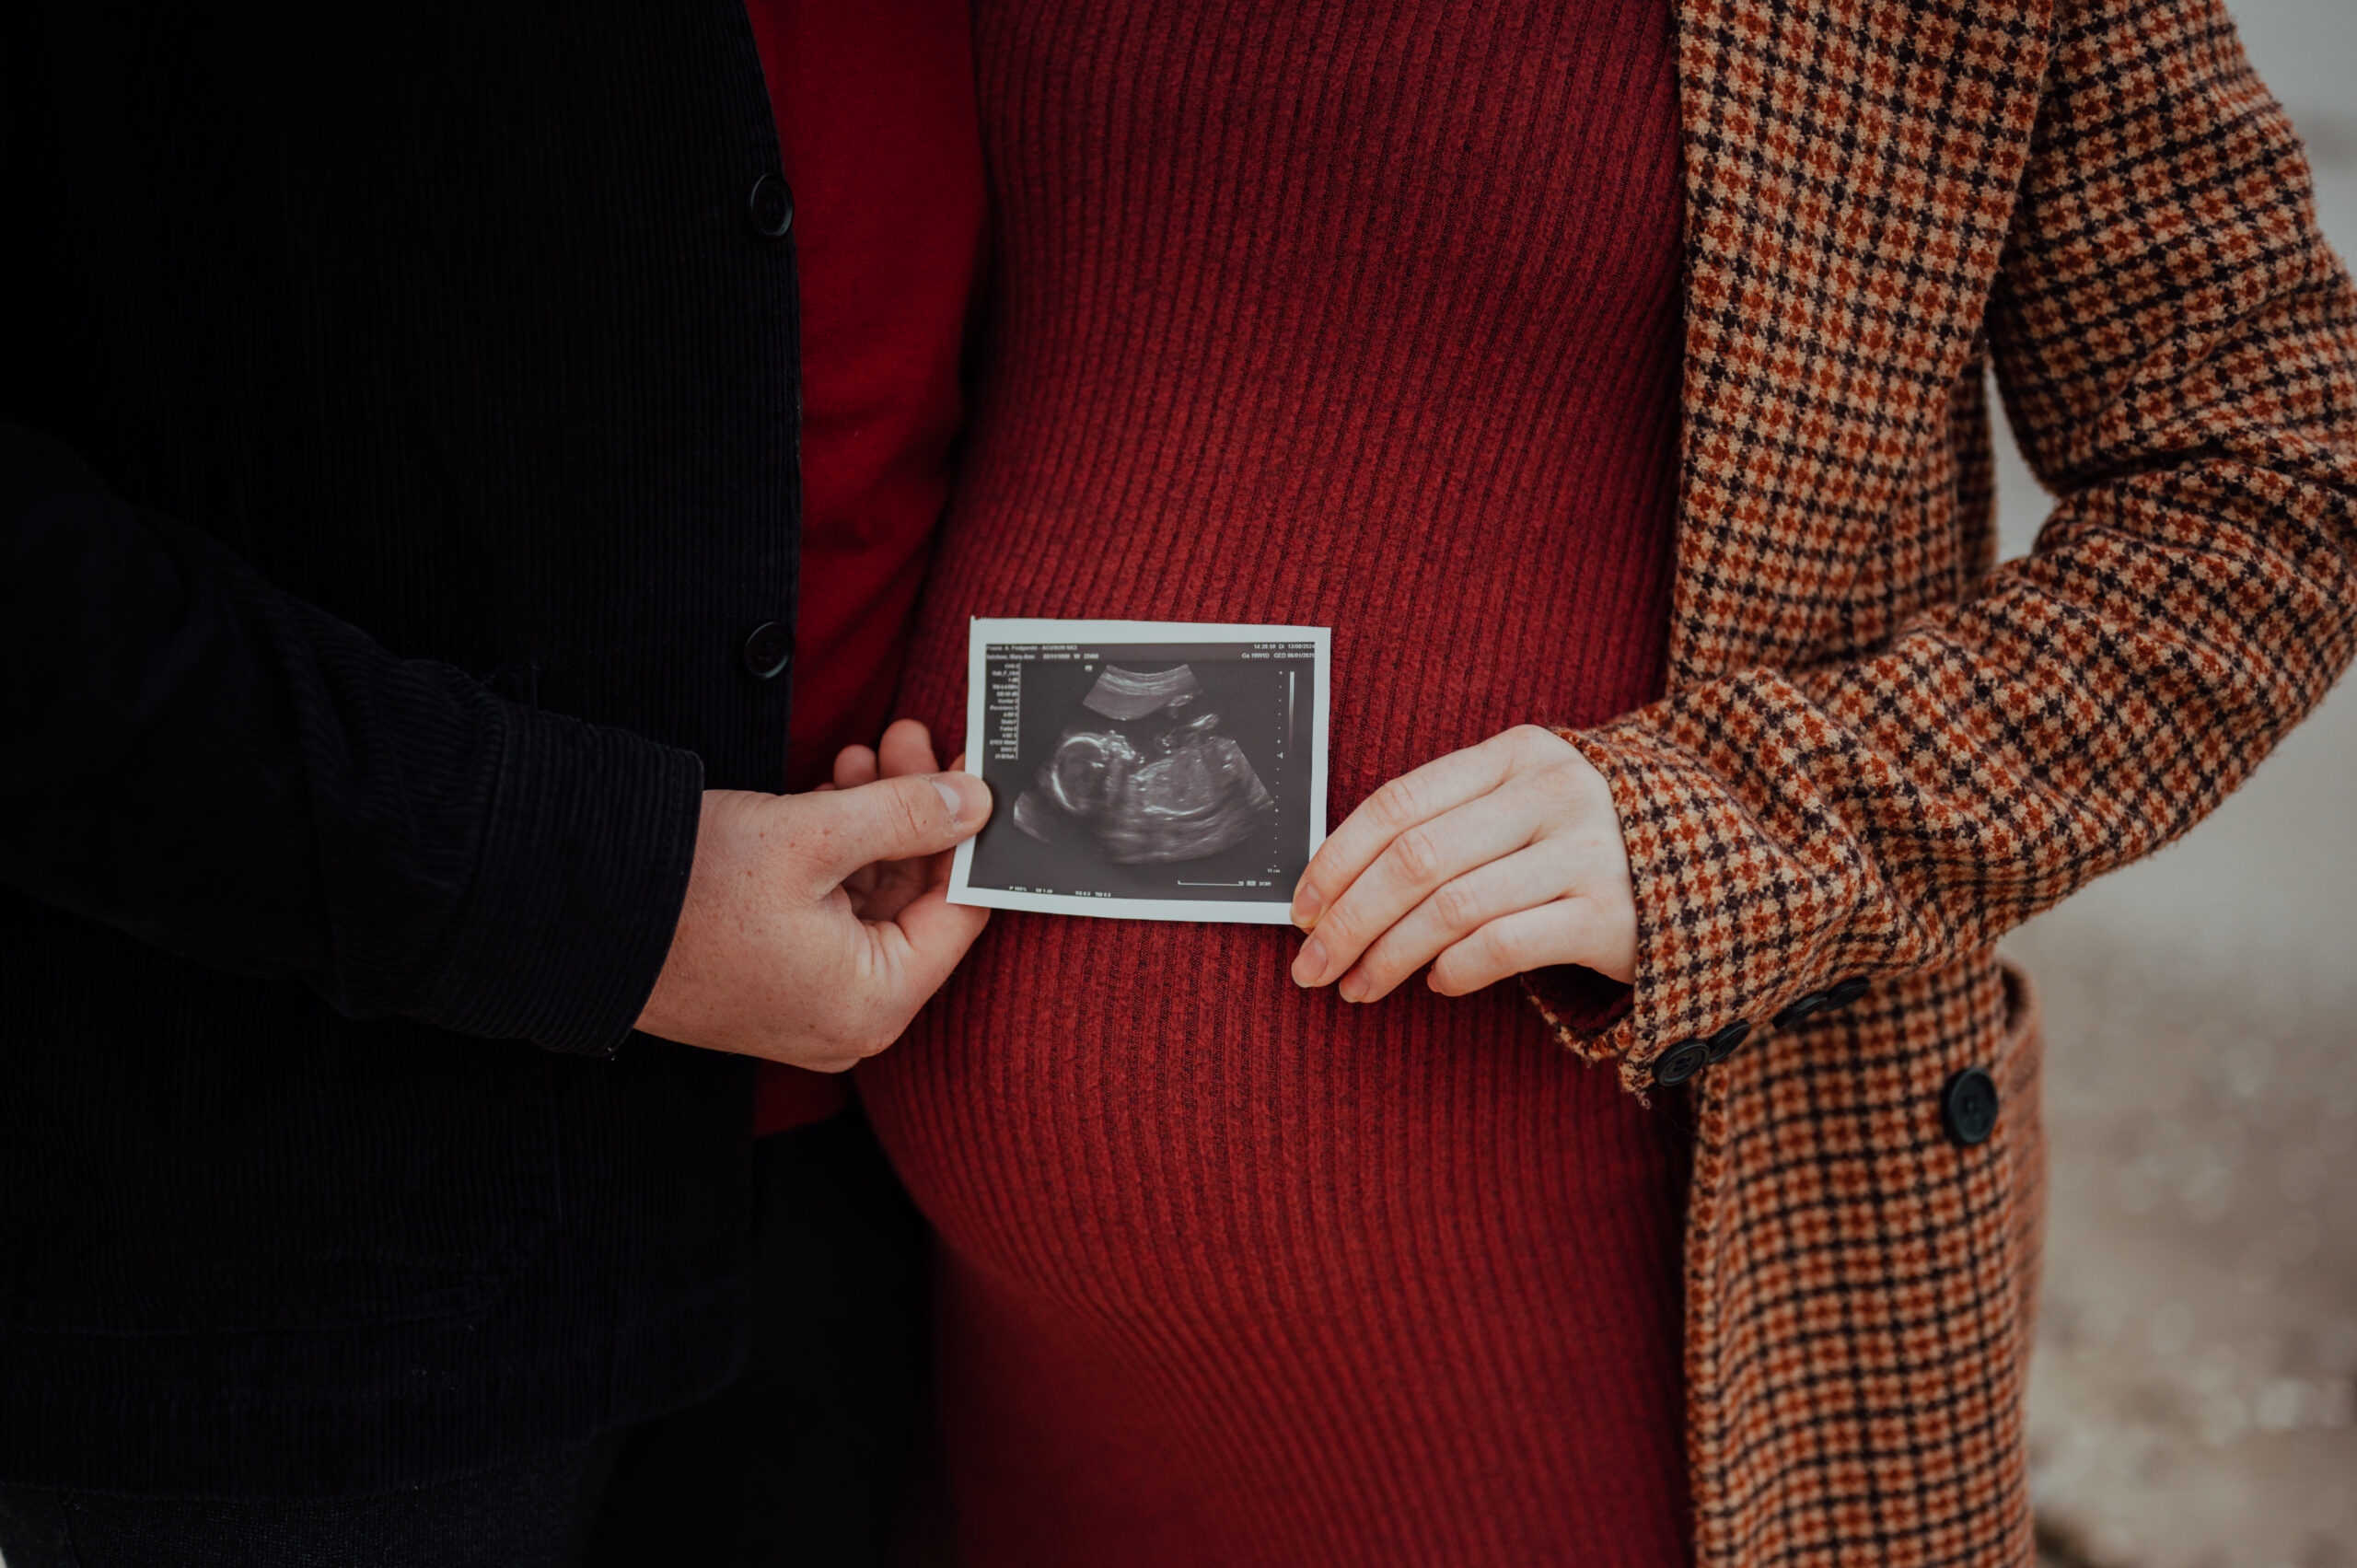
[822,720,975,925]
[1288,725,1637,1002]
[633,732,991,1072]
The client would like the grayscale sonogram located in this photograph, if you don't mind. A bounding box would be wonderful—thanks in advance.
[947,621,1331,923]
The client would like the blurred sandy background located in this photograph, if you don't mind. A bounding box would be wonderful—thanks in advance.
[2000,5,2357,1564]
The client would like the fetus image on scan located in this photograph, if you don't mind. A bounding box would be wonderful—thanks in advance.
[1012,664,1274,863]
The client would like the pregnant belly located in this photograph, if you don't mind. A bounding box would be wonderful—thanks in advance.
[856,900,1694,1565]
[857,912,1686,1327]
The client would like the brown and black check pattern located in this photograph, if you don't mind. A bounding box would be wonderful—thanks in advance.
[1525,0,2357,1560]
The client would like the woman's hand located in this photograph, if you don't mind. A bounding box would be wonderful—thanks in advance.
[1289,726,1637,1002]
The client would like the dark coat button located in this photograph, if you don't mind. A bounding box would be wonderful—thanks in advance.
[741,620,794,679]
[1773,991,1829,1029]
[748,173,794,238]
[1826,976,1870,1008]
[1651,1038,1712,1086]
[1942,1067,2000,1146]
[1704,1020,1751,1062]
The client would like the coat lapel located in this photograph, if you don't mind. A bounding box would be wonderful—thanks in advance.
[1665,0,2051,685]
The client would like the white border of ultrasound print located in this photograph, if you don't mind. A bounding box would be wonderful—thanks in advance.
[946,618,1331,923]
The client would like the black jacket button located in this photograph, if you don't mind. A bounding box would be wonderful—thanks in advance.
[748,173,794,238]
[1773,991,1830,1029]
[1942,1067,2000,1146]
[1826,976,1870,1008]
[741,620,794,679]
[1704,1020,1751,1063]
[1652,1038,1712,1086]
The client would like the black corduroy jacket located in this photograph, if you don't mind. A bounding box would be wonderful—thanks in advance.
[0,1,810,1494]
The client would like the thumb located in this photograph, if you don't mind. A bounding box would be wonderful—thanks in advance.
[802,770,992,880]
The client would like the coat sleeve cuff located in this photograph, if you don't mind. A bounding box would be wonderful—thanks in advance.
[412,703,704,1057]
[1523,718,1881,1098]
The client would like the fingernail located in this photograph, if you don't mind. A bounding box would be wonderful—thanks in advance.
[1291,885,1321,930]
[1292,935,1327,987]
[932,778,967,822]
[1340,972,1368,1004]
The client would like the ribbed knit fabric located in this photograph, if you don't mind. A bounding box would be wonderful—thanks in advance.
[858,1,1694,1562]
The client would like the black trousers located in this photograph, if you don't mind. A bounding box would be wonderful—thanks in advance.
[586,1103,930,1567]
[0,1109,927,1568]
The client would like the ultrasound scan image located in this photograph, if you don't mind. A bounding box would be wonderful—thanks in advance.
[959,633,1322,912]
[1011,664,1275,864]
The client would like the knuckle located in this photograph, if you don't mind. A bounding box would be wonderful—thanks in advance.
[1530,760,1591,816]
[1431,938,1484,994]
[1390,826,1445,886]
[1318,901,1366,951]
[1503,723,1555,752]
[893,784,934,842]
[1429,879,1483,934]
[1471,920,1523,973]
[1368,777,1424,830]
[1502,726,1558,769]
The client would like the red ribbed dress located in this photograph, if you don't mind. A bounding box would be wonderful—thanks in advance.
[858,1,1694,1561]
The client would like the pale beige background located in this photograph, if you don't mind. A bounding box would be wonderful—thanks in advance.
[2000,5,2357,1564]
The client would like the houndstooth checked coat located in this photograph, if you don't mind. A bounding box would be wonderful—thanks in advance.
[1521,0,2357,1560]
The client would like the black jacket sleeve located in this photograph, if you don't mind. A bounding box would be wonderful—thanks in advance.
[0,421,705,1056]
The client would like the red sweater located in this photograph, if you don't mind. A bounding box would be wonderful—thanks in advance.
[860,0,1695,1562]
[743,0,985,1135]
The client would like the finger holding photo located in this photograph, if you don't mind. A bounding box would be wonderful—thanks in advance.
[1290,726,1637,1002]
[842,721,977,923]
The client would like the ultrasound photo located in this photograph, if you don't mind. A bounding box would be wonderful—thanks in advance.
[947,620,1331,923]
